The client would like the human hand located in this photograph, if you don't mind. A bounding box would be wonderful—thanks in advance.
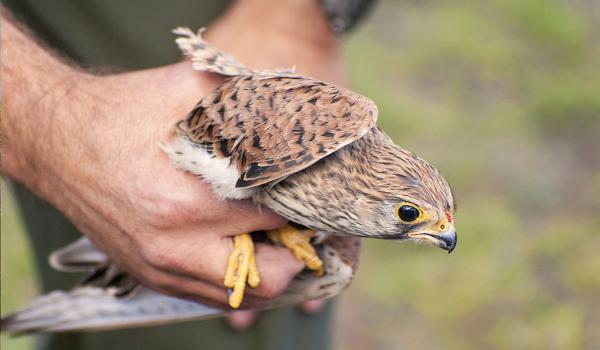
[1,0,350,310]
[61,64,313,307]
[1,14,306,306]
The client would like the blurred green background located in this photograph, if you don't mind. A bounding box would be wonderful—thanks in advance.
[2,0,600,349]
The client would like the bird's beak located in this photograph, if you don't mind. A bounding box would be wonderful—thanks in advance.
[408,228,457,253]
[437,229,457,253]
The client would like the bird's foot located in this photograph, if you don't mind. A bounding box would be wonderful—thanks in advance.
[224,234,260,309]
[267,225,324,276]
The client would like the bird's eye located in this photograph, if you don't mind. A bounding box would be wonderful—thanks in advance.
[397,204,420,222]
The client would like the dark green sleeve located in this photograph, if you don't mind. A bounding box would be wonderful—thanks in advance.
[4,1,333,349]
[4,0,229,69]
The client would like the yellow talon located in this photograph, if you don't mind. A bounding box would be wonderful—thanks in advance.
[224,227,323,309]
[224,234,259,309]
[267,225,324,276]
[247,254,260,287]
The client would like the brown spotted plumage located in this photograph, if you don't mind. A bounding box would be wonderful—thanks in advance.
[167,27,457,308]
[176,75,377,187]
[175,27,294,76]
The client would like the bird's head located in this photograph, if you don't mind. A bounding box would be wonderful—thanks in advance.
[374,155,456,252]
[382,199,457,253]
[362,183,457,253]
[340,129,457,253]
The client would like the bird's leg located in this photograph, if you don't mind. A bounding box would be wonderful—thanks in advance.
[224,234,260,309]
[267,225,324,276]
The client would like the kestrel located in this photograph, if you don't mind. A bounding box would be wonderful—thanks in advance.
[165,28,457,309]
[1,27,456,333]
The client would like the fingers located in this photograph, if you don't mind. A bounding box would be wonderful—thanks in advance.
[139,233,231,287]
[300,299,326,314]
[220,199,287,234]
[147,272,231,309]
[141,234,303,301]
[225,299,327,332]
[148,156,286,236]
[226,310,257,331]
[143,174,285,235]
[131,172,297,307]
[242,242,304,298]
[139,265,282,309]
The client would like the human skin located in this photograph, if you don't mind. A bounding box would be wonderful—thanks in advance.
[1,0,346,312]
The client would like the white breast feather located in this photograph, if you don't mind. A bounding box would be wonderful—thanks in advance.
[162,137,256,200]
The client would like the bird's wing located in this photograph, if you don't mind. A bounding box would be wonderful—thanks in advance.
[1,237,360,333]
[176,75,378,188]
[172,26,378,187]
[0,287,224,333]
[48,236,108,272]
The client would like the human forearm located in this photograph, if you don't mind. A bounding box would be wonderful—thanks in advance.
[1,15,93,197]
[2,15,199,216]
[207,0,347,85]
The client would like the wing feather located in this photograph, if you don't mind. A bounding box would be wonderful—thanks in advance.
[176,76,378,188]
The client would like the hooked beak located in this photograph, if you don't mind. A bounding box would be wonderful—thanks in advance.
[436,229,457,253]
[408,228,457,253]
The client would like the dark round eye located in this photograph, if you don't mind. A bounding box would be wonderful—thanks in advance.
[398,205,420,222]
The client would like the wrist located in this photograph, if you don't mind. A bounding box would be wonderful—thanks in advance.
[206,0,347,85]
[1,17,94,196]
[12,68,98,200]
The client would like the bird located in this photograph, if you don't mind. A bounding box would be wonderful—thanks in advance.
[165,28,457,309]
[1,27,456,333]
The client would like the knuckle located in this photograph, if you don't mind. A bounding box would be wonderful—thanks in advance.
[139,240,170,268]
[139,238,191,274]
[147,202,189,228]
[138,192,197,229]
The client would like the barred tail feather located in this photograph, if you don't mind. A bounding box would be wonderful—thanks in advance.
[172,27,295,77]
[172,27,253,76]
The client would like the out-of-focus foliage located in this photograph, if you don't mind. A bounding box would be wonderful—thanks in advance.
[2,0,599,349]
[335,0,600,349]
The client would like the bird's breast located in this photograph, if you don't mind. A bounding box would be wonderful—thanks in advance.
[253,150,363,235]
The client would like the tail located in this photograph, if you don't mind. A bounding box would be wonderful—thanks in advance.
[172,27,295,77]
[173,27,253,76]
